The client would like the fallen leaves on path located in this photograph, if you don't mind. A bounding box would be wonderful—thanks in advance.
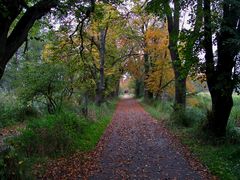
[41,99,215,180]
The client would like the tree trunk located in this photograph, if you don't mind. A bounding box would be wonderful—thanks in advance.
[143,52,153,100]
[169,42,187,109]
[174,75,187,109]
[96,28,107,106]
[164,0,187,109]
[207,90,233,136]
[0,59,7,80]
[203,0,239,137]
[0,0,59,80]
[115,79,120,97]
[81,94,88,117]
[135,79,144,98]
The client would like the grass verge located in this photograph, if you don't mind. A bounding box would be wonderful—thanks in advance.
[1,99,118,179]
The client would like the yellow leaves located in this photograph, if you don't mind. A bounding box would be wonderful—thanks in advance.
[187,97,199,107]
[145,27,169,53]
[105,67,117,76]
[42,43,54,61]
[145,59,174,96]
[186,78,196,94]
[42,38,75,64]
[125,58,144,79]
[91,3,120,32]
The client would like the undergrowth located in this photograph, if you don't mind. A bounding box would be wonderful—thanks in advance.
[0,93,38,128]
[1,99,117,179]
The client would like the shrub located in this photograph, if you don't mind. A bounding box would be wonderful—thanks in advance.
[171,107,205,127]
[0,93,37,128]
[12,112,83,157]
[0,146,27,179]
[15,62,70,114]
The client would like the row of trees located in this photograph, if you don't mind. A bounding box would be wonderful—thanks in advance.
[0,1,133,116]
[141,0,240,137]
[1,0,240,137]
[124,0,240,136]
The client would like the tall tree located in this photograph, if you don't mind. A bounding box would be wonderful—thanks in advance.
[130,5,161,100]
[147,0,203,109]
[203,0,240,136]
[96,27,108,105]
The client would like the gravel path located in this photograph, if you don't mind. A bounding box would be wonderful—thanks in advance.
[89,99,209,180]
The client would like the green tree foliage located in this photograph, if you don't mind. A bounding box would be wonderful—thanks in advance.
[15,62,70,114]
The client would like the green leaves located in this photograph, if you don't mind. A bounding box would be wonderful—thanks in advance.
[15,61,69,113]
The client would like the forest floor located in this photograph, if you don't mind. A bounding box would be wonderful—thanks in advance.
[43,99,215,179]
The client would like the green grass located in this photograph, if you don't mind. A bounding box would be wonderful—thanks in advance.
[1,99,118,179]
[141,94,240,180]
[77,101,117,151]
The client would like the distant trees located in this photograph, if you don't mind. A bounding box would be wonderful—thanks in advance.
[43,3,130,108]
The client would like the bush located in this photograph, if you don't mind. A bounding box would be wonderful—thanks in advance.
[12,112,83,157]
[171,107,205,127]
[0,146,27,179]
[0,93,37,128]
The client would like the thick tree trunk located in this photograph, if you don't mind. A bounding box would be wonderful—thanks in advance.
[169,43,187,109]
[203,0,239,137]
[0,0,59,80]
[164,0,187,109]
[0,59,7,80]
[207,90,233,136]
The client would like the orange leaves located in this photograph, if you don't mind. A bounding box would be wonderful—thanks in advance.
[143,25,175,96]
[125,58,144,79]
[145,59,174,96]
[145,26,169,54]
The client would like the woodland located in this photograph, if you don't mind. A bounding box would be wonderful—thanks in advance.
[0,0,240,179]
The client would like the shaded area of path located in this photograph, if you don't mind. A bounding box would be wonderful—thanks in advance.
[89,99,210,180]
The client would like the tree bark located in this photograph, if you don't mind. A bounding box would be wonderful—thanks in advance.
[203,0,239,136]
[96,27,108,106]
[135,79,144,98]
[143,52,153,100]
[164,0,187,109]
[115,79,120,97]
[208,91,233,136]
